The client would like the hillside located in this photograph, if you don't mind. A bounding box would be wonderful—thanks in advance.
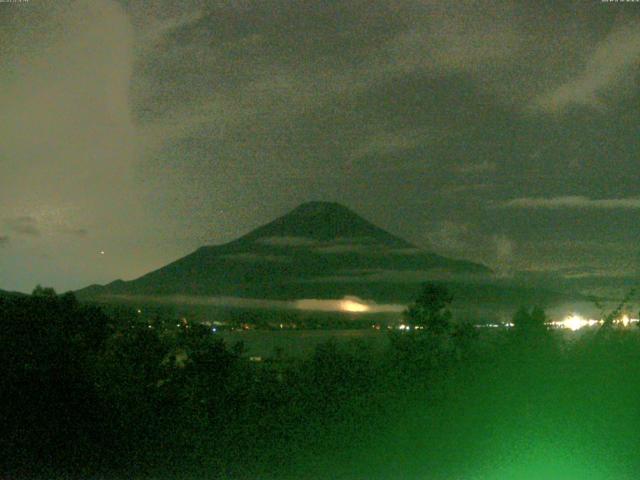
[0,289,25,298]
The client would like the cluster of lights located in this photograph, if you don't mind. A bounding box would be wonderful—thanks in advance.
[472,316,639,332]
[397,324,424,331]
[550,313,639,332]
[551,314,600,331]
[477,322,514,329]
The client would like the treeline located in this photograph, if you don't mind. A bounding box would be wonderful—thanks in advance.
[2,285,640,479]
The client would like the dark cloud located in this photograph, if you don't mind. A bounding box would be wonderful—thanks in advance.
[2,0,640,291]
[5,217,40,237]
[58,227,89,237]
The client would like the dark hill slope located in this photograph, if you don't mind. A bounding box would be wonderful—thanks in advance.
[0,289,26,298]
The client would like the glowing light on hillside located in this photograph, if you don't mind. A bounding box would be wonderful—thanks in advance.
[561,314,589,331]
[617,315,639,326]
[339,298,370,312]
[552,314,600,331]
[294,296,396,313]
[549,313,639,331]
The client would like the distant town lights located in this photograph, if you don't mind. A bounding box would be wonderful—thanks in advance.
[558,314,590,332]
[550,313,638,331]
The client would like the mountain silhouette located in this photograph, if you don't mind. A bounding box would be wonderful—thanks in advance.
[236,201,412,247]
[78,202,491,302]
[0,288,24,298]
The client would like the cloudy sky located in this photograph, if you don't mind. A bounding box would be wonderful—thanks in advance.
[1,0,639,292]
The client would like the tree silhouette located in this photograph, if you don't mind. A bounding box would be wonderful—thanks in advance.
[595,289,635,329]
[512,305,548,335]
[509,305,558,362]
[32,284,57,297]
[403,283,453,334]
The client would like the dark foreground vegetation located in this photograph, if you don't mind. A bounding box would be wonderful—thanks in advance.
[2,285,640,479]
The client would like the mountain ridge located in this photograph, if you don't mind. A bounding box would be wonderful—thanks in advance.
[77,202,492,301]
[0,288,26,298]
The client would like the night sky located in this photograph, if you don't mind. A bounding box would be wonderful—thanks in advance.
[1,0,639,292]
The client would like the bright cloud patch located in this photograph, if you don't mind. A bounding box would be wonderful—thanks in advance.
[294,296,403,313]
[532,22,640,112]
[301,269,491,284]
[313,244,372,254]
[256,236,320,247]
[500,196,640,209]
[103,294,404,314]
[219,253,291,263]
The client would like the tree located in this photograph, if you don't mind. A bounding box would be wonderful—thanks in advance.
[595,289,635,329]
[0,290,111,475]
[509,306,557,360]
[512,306,548,335]
[32,284,57,297]
[403,283,453,334]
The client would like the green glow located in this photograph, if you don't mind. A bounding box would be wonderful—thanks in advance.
[476,443,614,480]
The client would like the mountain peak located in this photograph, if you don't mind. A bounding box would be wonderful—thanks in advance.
[238,202,413,247]
[289,201,351,216]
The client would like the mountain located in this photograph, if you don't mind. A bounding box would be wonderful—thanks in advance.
[78,202,492,303]
[0,289,25,298]
[238,201,412,247]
